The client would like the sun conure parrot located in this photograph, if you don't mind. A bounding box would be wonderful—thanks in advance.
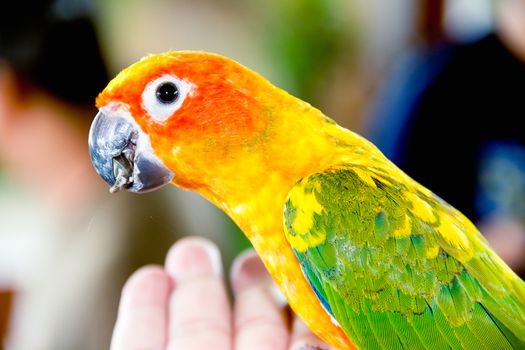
[88,51,525,349]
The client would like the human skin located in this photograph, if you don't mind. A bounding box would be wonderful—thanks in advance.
[111,237,332,350]
[0,63,103,213]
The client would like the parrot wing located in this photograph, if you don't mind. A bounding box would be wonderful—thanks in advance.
[284,164,525,350]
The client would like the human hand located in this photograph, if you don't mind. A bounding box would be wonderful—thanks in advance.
[110,236,332,350]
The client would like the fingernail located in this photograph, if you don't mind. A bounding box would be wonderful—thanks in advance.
[165,237,223,281]
[122,266,172,307]
[230,249,271,294]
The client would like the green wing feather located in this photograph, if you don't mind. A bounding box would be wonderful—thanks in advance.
[284,165,525,350]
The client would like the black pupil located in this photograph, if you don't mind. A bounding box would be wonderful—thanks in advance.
[156,82,179,104]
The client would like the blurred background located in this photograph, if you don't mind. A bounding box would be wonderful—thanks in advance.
[1,0,524,349]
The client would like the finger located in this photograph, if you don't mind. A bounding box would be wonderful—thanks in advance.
[111,266,172,350]
[289,317,334,350]
[231,250,290,350]
[165,237,231,350]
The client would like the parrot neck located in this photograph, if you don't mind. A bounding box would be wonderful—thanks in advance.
[195,106,379,240]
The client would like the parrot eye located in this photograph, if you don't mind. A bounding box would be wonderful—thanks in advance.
[142,74,193,122]
[156,82,179,104]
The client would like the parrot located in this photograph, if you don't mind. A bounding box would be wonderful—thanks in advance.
[88,51,525,349]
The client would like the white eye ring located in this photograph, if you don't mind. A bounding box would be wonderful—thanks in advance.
[141,74,193,122]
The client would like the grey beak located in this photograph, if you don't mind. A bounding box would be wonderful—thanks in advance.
[88,105,174,193]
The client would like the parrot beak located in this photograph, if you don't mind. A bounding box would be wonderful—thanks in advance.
[88,103,174,193]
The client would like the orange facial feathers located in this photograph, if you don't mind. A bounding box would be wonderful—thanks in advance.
[97,52,266,146]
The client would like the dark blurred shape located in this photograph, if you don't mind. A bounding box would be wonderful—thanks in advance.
[0,289,14,349]
[417,0,446,46]
[0,5,108,105]
[0,0,54,30]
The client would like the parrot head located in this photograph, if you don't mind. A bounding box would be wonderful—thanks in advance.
[89,51,283,195]
[88,50,347,213]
